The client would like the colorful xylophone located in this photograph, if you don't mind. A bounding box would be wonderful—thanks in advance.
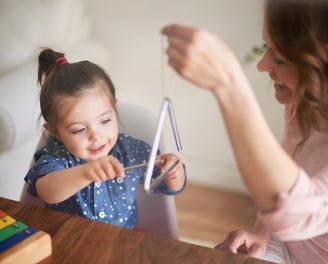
[0,209,52,263]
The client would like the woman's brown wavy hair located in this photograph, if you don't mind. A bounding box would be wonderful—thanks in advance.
[265,0,328,153]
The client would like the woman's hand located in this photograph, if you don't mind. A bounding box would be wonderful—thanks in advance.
[215,229,269,258]
[156,153,185,192]
[161,24,244,93]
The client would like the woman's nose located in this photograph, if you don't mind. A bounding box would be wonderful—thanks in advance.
[257,50,271,73]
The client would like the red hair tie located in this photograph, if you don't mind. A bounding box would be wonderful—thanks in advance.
[55,57,69,65]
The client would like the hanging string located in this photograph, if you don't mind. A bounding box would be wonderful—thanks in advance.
[160,35,180,152]
[161,35,167,99]
[161,35,175,99]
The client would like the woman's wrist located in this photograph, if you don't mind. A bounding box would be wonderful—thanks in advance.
[211,69,254,110]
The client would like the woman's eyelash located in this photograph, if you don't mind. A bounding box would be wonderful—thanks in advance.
[273,57,285,65]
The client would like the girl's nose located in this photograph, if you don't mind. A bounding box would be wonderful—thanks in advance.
[89,129,101,141]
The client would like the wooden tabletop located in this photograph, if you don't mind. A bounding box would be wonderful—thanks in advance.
[0,197,272,264]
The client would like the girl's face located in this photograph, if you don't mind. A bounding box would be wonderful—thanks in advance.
[257,20,299,105]
[52,81,118,162]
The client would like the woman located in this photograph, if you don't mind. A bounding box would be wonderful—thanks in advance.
[162,0,328,263]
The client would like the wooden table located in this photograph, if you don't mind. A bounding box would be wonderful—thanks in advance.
[0,197,272,264]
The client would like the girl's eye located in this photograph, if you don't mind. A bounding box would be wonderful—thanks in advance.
[101,118,111,125]
[72,128,85,135]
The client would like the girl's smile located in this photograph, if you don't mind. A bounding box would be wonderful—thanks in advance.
[88,144,107,154]
[52,81,119,162]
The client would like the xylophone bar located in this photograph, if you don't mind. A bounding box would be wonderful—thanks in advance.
[0,209,52,263]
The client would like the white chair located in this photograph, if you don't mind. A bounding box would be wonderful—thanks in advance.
[20,101,179,239]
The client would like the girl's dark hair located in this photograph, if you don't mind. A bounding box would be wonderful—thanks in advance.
[265,0,328,153]
[38,48,116,132]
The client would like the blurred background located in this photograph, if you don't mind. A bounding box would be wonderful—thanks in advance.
[0,0,284,201]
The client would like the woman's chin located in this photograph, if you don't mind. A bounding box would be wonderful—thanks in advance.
[274,89,294,105]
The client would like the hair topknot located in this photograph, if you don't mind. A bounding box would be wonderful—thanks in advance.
[38,48,65,85]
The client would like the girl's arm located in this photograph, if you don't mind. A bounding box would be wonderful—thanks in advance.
[36,155,125,204]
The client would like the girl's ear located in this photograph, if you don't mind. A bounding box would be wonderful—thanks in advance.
[43,123,50,132]
[43,123,57,137]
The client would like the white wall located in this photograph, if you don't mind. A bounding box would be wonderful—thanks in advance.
[86,0,285,193]
[0,0,284,199]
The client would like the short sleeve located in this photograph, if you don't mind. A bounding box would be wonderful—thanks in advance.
[24,153,68,197]
[258,169,328,240]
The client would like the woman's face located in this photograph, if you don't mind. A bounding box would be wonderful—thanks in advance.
[257,20,299,105]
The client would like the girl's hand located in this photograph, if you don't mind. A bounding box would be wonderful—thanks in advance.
[83,155,125,182]
[156,153,185,192]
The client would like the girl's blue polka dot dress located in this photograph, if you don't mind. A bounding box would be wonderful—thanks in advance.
[24,134,180,229]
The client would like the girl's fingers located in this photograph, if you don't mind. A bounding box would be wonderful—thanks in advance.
[108,156,125,177]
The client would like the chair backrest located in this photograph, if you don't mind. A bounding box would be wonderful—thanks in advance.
[20,101,179,239]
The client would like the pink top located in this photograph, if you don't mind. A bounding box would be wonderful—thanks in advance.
[258,104,328,263]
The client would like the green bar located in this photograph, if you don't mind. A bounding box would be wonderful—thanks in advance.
[0,222,27,242]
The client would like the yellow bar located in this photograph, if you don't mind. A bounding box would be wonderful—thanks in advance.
[0,216,16,230]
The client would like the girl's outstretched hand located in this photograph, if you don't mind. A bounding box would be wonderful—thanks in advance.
[83,155,125,182]
[156,153,185,192]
